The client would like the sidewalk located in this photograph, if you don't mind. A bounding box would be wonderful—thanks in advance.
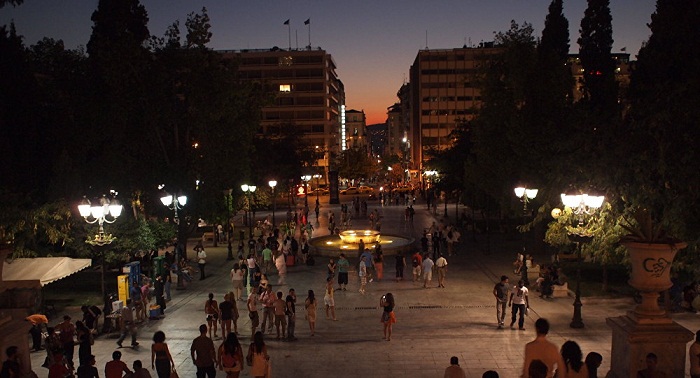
[29,199,700,377]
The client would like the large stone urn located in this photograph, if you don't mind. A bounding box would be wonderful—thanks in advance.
[623,241,686,321]
[606,240,691,378]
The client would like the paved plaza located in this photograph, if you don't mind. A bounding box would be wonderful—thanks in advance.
[29,198,700,377]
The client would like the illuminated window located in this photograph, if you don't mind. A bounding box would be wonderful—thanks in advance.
[279,84,291,92]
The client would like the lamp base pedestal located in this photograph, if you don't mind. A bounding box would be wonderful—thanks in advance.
[606,315,691,378]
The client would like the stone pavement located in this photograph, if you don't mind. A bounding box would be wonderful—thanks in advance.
[30,197,700,377]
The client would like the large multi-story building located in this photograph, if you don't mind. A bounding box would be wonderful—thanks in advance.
[406,47,631,172]
[408,46,502,170]
[219,48,345,172]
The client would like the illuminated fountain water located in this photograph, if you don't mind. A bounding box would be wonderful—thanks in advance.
[309,229,414,257]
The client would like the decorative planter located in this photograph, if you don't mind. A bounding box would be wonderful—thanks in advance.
[623,241,687,319]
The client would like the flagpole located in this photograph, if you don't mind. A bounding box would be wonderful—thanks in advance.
[305,19,311,49]
[288,23,291,50]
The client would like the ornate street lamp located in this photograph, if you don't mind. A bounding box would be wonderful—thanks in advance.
[160,190,187,289]
[559,192,604,329]
[78,192,123,303]
[301,175,311,207]
[241,184,256,238]
[268,180,277,228]
[514,187,538,286]
[160,193,187,224]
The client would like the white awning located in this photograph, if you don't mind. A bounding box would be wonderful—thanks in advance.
[2,257,92,287]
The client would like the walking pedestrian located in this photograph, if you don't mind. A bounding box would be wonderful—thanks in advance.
[247,292,259,339]
[374,250,384,281]
[191,324,216,378]
[204,293,220,339]
[275,252,287,285]
[393,251,406,282]
[380,293,396,341]
[273,291,287,339]
[230,264,244,301]
[305,290,317,336]
[116,300,138,348]
[522,318,565,378]
[150,331,174,378]
[337,254,350,291]
[196,242,207,280]
[359,256,368,295]
[219,293,234,337]
[411,251,423,282]
[1,346,21,378]
[493,275,510,328]
[286,288,297,341]
[324,277,337,321]
[246,332,270,378]
[260,286,275,335]
[327,258,337,281]
[75,321,92,367]
[422,254,434,288]
[55,315,76,369]
[435,254,448,288]
[509,279,529,330]
[217,332,243,378]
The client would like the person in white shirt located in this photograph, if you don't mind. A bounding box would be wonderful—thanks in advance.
[435,255,448,288]
[196,248,207,281]
[422,255,434,289]
[508,280,529,330]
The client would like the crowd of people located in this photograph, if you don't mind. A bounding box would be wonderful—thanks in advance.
[12,196,700,378]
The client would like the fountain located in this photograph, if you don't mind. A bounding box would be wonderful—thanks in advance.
[309,229,414,257]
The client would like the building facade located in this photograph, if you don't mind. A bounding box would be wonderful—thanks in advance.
[219,48,345,172]
[343,109,367,152]
[408,46,502,170]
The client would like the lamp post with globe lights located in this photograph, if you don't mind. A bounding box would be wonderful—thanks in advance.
[268,180,277,228]
[301,175,311,207]
[514,187,538,286]
[160,190,188,289]
[558,193,604,329]
[78,192,123,304]
[241,184,256,238]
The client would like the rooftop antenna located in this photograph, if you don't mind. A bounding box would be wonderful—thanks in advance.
[425,30,428,50]
[469,37,472,47]
[463,37,467,48]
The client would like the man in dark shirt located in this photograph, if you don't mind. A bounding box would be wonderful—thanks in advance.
[190,324,216,378]
[286,288,297,341]
[493,275,510,328]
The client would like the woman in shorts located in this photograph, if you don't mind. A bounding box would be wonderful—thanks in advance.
[380,293,396,341]
[205,293,220,339]
[304,290,317,336]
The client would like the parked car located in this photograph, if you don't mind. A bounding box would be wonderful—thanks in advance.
[311,188,329,196]
[340,187,359,195]
[358,186,374,194]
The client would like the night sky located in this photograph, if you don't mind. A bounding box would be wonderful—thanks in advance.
[1,0,656,124]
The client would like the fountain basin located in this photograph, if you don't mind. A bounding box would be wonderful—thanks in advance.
[338,230,381,244]
[309,231,414,257]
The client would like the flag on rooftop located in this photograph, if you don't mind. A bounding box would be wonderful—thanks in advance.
[284,19,290,25]
[304,18,310,25]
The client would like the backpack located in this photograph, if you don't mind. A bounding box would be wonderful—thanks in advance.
[412,257,419,267]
